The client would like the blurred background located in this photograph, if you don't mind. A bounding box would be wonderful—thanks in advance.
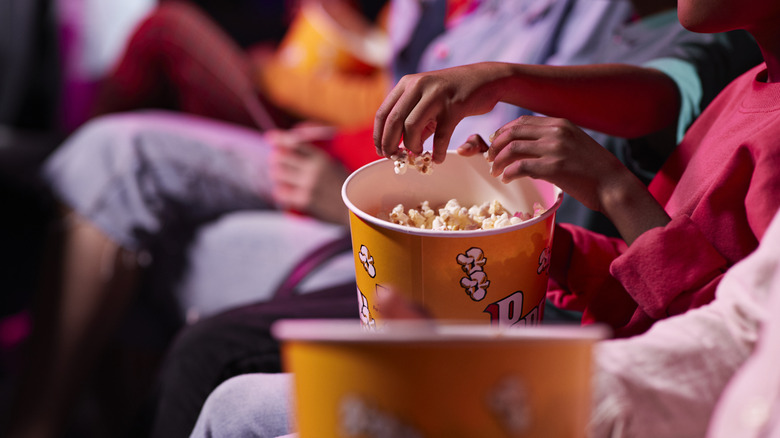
[0,0,388,435]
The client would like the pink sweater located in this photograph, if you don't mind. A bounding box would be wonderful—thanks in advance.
[549,63,780,337]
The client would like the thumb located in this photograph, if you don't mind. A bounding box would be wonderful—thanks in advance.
[457,134,489,156]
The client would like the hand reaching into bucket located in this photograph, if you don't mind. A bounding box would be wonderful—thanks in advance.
[457,116,630,213]
[373,61,680,167]
[457,116,670,245]
[373,63,512,164]
[375,289,433,322]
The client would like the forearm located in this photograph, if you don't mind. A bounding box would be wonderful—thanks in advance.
[375,61,681,160]
[494,62,681,139]
[597,169,670,245]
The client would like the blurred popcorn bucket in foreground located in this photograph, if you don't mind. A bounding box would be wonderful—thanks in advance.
[273,319,607,438]
[341,153,563,328]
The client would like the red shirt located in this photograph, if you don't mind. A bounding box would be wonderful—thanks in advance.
[549,63,780,337]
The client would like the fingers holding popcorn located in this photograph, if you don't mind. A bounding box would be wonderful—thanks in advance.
[392,147,434,175]
[374,65,507,164]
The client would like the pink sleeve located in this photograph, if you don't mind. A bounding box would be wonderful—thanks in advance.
[549,223,627,292]
[744,146,780,243]
[547,224,640,330]
[611,215,730,320]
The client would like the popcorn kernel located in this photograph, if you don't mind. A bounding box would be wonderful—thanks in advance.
[381,199,546,231]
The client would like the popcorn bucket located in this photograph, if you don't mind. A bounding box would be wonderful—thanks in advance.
[273,319,607,438]
[341,152,563,328]
[273,0,391,75]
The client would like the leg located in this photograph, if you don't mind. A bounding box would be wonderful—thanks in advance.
[92,2,280,130]
[150,270,359,437]
[6,211,140,438]
[4,112,277,437]
[189,373,295,438]
[176,211,354,319]
[44,112,276,248]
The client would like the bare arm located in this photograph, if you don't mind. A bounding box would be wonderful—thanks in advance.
[460,118,670,245]
[498,63,680,139]
[375,62,680,162]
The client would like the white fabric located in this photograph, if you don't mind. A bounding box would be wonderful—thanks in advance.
[56,0,156,78]
[590,208,780,437]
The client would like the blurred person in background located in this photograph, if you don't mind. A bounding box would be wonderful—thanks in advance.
[90,0,392,131]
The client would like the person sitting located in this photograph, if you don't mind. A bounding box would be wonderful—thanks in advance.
[90,0,392,131]
[151,0,761,435]
[2,0,762,436]
[374,0,778,337]
[189,205,780,438]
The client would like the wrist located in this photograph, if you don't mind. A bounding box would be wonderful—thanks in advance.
[482,62,522,106]
[598,172,643,217]
[598,172,669,245]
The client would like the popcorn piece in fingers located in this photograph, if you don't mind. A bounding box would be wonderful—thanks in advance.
[391,147,434,175]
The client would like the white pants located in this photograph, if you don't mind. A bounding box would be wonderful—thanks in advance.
[44,111,355,320]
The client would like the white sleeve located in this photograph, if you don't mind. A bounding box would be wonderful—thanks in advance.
[589,209,780,438]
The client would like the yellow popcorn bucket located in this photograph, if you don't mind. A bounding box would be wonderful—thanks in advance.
[273,0,391,75]
[273,319,607,438]
[341,152,563,328]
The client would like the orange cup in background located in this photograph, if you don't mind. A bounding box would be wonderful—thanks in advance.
[341,152,563,329]
[273,0,391,76]
[273,319,607,438]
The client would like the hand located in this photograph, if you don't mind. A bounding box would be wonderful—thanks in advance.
[486,115,630,213]
[456,133,491,157]
[374,62,681,166]
[486,115,669,244]
[267,127,350,225]
[373,63,510,164]
[376,289,431,320]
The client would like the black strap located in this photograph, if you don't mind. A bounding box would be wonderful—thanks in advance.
[271,234,354,299]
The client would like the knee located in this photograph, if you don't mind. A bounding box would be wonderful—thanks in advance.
[67,113,154,149]
[67,114,137,144]
[193,374,294,438]
[52,114,148,169]
[204,374,261,410]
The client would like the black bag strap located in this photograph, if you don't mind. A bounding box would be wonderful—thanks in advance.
[271,233,354,299]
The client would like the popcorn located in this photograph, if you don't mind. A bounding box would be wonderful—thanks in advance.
[385,145,548,230]
[391,148,434,175]
[381,199,546,231]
